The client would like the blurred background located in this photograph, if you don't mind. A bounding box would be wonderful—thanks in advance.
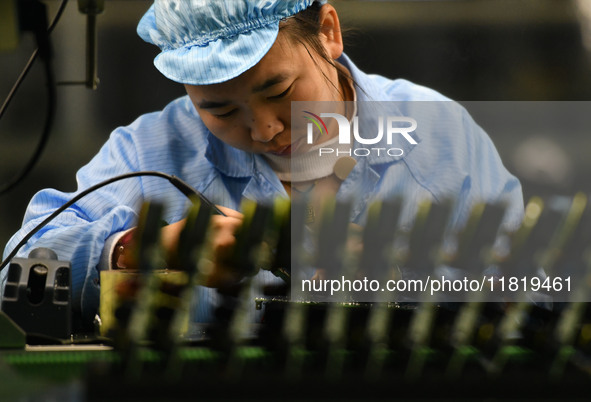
[1,0,591,252]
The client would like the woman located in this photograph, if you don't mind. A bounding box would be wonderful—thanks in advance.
[2,0,523,325]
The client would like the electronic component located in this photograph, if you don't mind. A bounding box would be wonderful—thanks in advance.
[1,248,72,340]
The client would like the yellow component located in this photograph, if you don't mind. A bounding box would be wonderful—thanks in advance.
[478,323,494,343]
[505,197,543,259]
[0,0,19,52]
[541,192,587,270]
[99,269,189,337]
[580,323,591,344]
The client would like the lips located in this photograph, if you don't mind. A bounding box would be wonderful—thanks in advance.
[267,135,306,157]
[269,144,292,156]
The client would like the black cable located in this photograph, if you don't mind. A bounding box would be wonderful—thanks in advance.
[0,171,226,273]
[0,0,68,195]
[0,56,56,195]
[48,0,70,34]
[0,51,37,122]
[0,0,67,120]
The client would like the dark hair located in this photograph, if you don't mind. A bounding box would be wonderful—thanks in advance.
[279,1,361,100]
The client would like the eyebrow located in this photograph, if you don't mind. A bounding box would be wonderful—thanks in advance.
[197,73,290,109]
[197,99,231,109]
[251,73,290,93]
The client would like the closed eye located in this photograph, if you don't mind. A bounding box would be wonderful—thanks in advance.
[212,109,237,119]
[268,84,293,100]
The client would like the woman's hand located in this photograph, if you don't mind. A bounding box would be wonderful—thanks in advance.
[200,206,244,288]
[160,205,244,288]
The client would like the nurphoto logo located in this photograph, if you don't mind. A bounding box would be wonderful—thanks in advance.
[303,111,418,157]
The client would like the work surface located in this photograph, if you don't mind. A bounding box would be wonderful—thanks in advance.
[2,301,591,401]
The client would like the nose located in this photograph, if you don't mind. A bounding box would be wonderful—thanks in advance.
[249,111,284,143]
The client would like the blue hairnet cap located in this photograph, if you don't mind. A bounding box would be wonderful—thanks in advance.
[138,0,327,85]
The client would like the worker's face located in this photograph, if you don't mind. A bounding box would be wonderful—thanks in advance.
[185,26,345,157]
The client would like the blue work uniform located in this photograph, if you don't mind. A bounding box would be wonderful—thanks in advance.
[2,54,524,324]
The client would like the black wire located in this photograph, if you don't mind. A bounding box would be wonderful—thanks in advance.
[48,0,70,34]
[0,0,68,120]
[0,51,38,122]
[0,171,225,273]
[0,57,56,195]
[0,0,69,195]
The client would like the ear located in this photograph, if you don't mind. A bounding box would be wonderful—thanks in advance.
[318,4,344,60]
